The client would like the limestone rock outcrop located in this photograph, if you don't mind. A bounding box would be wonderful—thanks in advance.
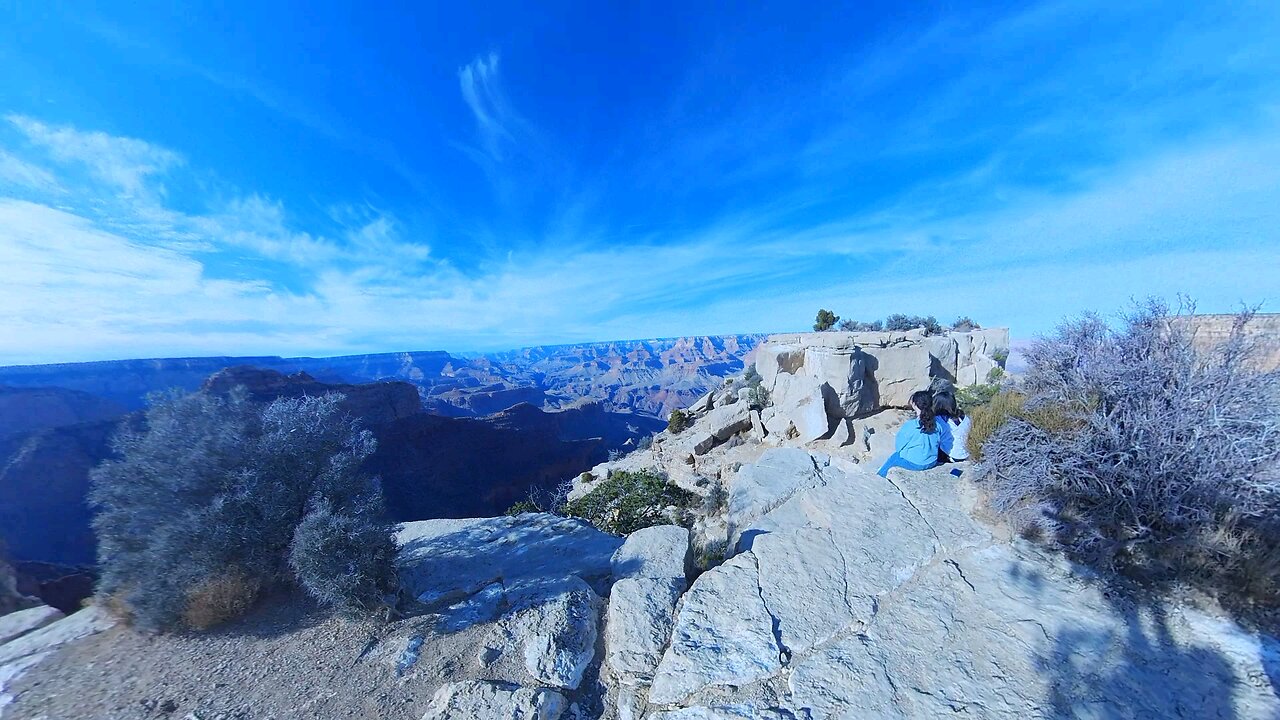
[643,449,1280,719]
[605,526,691,720]
[756,328,1009,417]
[0,606,63,646]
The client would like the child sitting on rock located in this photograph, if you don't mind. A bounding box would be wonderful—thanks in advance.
[877,390,941,477]
[933,391,971,462]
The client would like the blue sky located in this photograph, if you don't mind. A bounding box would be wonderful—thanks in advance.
[0,1,1278,364]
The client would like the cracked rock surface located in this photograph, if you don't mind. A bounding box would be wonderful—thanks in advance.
[646,448,1280,719]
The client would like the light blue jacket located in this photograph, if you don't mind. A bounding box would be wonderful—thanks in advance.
[894,418,941,467]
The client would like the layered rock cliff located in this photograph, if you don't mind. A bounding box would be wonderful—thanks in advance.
[0,335,764,420]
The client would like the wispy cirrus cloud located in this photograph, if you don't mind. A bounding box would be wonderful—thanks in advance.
[0,149,61,193]
[458,52,518,162]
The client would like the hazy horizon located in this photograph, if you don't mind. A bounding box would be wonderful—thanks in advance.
[2,2,1278,365]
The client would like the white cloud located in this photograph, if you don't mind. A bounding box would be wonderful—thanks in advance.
[1,116,1278,365]
[0,150,61,193]
[459,52,516,161]
[7,115,182,199]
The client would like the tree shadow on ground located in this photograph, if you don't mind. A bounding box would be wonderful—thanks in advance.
[1024,562,1276,719]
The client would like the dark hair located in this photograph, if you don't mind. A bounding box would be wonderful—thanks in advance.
[932,391,964,424]
[910,390,936,434]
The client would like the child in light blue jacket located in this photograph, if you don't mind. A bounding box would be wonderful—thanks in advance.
[878,390,941,477]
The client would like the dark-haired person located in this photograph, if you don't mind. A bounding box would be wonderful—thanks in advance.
[933,392,971,462]
[877,390,941,477]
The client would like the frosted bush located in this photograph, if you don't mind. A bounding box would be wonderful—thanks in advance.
[977,300,1280,605]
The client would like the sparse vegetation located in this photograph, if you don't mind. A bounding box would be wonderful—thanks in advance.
[521,478,575,515]
[814,309,839,332]
[956,382,1001,413]
[181,566,261,630]
[692,537,728,573]
[838,319,885,332]
[824,313,985,335]
[992,348,1010,366]
[986,366,1006,384]
[562,468,698,535]
[504,500,539,515]
[742,365,770,410]
[667,409,690,434]
[636,434,654,451]
[885,313,944,335]
[90,390,398,630]
[976,300,1280,608]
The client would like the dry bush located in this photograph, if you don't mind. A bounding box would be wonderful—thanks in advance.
[976,300,1280,608]
[91,390,398,630]
[966,391,1025,461]
[182,568,261,630]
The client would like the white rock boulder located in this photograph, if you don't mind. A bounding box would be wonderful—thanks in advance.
[0,606,64,646]
[420,680,567,720]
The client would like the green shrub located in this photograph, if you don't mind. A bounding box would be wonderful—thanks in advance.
[955,383,1000,412]
[977,300,1280,608]
[813,309,839,331]
[986,366,1006,384]
[505,500,539,515]
[884,313,944,335]
[667,409,690,434]
[952,316,981,331]
[992,348,1010,366]
[91,389,398,630]
[562,469,698,535]
[742,366,770,410]
[838,319,884,332]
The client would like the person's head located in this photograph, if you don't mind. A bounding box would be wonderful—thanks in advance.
[910,390,937,433]
[933,391,963,423]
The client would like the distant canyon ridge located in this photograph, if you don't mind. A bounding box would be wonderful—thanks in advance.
[0,334,765,420]
[0,335,760,608]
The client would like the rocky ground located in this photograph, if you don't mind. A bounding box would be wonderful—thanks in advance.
[4,328,1278,719]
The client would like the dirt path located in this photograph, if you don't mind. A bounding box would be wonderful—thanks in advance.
[6,595,464,720]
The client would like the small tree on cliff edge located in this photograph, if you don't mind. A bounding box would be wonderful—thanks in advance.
[91,389,398,630]
[814,309,839,331]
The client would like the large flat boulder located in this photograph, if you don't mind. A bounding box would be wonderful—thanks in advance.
[504,577,602,690]
[612,525,690,583]
[0,606,115,710]
[606,576,684,681]
[645,455,1280,719]
[861,344,932,408]
[648,553,782,705]
[396,513,623,607]
[725,448,828,550]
